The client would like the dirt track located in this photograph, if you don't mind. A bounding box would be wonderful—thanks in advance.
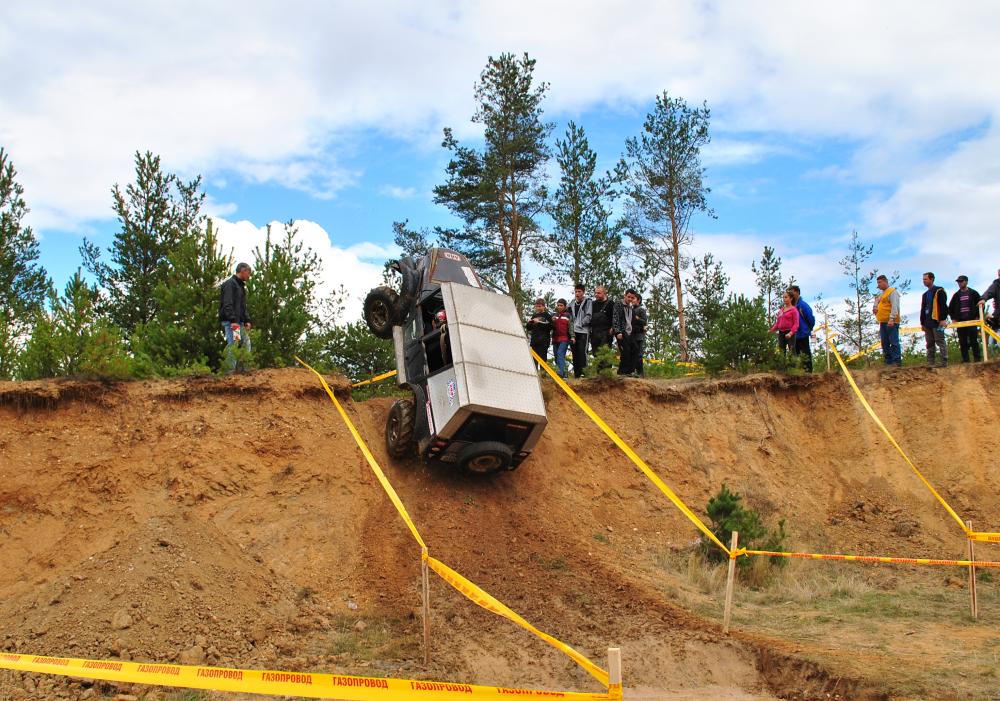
[1,363,998,700]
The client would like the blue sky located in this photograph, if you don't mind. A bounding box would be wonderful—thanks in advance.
[5,1,1000,322]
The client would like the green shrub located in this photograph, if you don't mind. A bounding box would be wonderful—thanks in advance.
[700,484,787,578]
[583,344,618,379]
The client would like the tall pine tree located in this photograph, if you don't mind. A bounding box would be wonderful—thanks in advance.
[433,52,552,305]
[686,253,730,358]
[247,221,322,368]
[620,92,715,362]
[751,246,785,319]
[81,151,205,335]
[0,148,50,379]
[539,121,625,291]
[130,219,233,374]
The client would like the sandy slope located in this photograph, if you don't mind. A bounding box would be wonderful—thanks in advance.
[0,362,998,700]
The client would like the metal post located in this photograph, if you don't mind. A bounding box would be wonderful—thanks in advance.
[723,531,739,634]
[966,520,978,620]
[607,648,622,701]
[422,551,431,665]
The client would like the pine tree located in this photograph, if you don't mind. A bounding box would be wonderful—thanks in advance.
[247,221,322,368]
[433,52,553,305]
[20,271,131,379]
[0,148,50,379]
[620,92,715,362]
[838,230,878,355]
[130,219,233,374]
[686,253,730,357]
[751,246,784,319]
[539,121,624,291]
[81,151,205,335]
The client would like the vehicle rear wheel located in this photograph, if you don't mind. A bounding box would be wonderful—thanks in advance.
[385,399,415,458]
[456,441,513,474]
[364,286,401,339]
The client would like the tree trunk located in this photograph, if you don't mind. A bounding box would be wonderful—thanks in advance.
[670,217,688,362]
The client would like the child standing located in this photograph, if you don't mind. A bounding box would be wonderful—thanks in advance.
[770,291,801,355]
[550,299,574,379]
[526,298,553,368]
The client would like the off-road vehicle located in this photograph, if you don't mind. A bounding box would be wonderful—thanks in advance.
[363,248,547,473]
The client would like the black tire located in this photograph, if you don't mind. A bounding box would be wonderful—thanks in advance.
[385,399,415,459]
[364,286,401,340]
[456,441,513,474]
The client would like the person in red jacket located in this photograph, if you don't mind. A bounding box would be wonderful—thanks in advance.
[550,299,574,379]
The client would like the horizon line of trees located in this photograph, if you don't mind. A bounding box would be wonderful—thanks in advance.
[1,53,913,382]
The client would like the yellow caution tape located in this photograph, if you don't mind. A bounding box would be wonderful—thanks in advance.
[294,357,609,688]
[741,549,1000,568]
[827,340,1000,542]
[843,320,990,363]
[0,653,612,700]
[531,349,731,556]
[352,370,399,388]
[425,556,609,687]
[983,323,1000,345]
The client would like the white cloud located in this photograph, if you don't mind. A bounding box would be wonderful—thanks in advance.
[379,185,417,199]
[210,217,399,320]
[7,1,1000,233]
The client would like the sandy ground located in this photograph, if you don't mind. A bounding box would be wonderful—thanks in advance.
[0,362,998,700]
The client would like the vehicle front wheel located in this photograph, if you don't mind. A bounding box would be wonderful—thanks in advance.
[456,441,513,474]
[364,286,401,339]
[385,399,415,459]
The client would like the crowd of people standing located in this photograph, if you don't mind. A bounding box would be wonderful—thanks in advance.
[526,284,647,379]
[523,267,1000,380]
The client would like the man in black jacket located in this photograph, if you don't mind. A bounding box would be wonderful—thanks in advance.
[920,272,949,367]
[948,275,981,363]
[980,267,1000,337]
[219,262,253,373]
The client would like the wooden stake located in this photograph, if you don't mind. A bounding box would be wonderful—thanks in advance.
[824,314,831,372]
[607,648,622,701]
[980,307,990,362]
[422,553,431,665]
[723,531,739,634]
[966,520,978,620]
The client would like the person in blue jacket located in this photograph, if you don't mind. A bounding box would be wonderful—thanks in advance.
[787,285,815,372]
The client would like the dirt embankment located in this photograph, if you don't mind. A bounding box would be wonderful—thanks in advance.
[1,363,998,700]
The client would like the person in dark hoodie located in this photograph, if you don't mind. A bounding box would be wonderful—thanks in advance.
[920,272,949,367]
[949,275,982,363]
[219,262,253,374]
[526,298,553,369]
[980,267,1000,347]
[589,285,615,354]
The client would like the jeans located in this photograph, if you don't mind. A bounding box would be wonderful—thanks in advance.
[879,323,902,366]
[222,321,252,374]
[553,341,570,378]
[923,326,947,366]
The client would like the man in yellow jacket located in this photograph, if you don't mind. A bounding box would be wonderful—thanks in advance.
[872,274,902,367]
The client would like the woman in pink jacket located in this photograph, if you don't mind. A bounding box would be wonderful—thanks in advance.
[770,291,800,355]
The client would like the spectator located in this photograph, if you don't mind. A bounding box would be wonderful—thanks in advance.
[613,289,644,376]
[919,272,949,368]
[872,274,902,367]
[949,275,982,362]
[526,298,552,369]
[551,299,573,379]
[787,285,815,372]
[770,291,800,356]
[589,286,615,356]
[631,292,648,377]
[979,267,1000,350]
[219,262,253,374]
[569,284,593,378]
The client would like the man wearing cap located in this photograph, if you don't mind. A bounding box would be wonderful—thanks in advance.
[872,274,902,367]
[920,272,949,367]
[949,275,982,363]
